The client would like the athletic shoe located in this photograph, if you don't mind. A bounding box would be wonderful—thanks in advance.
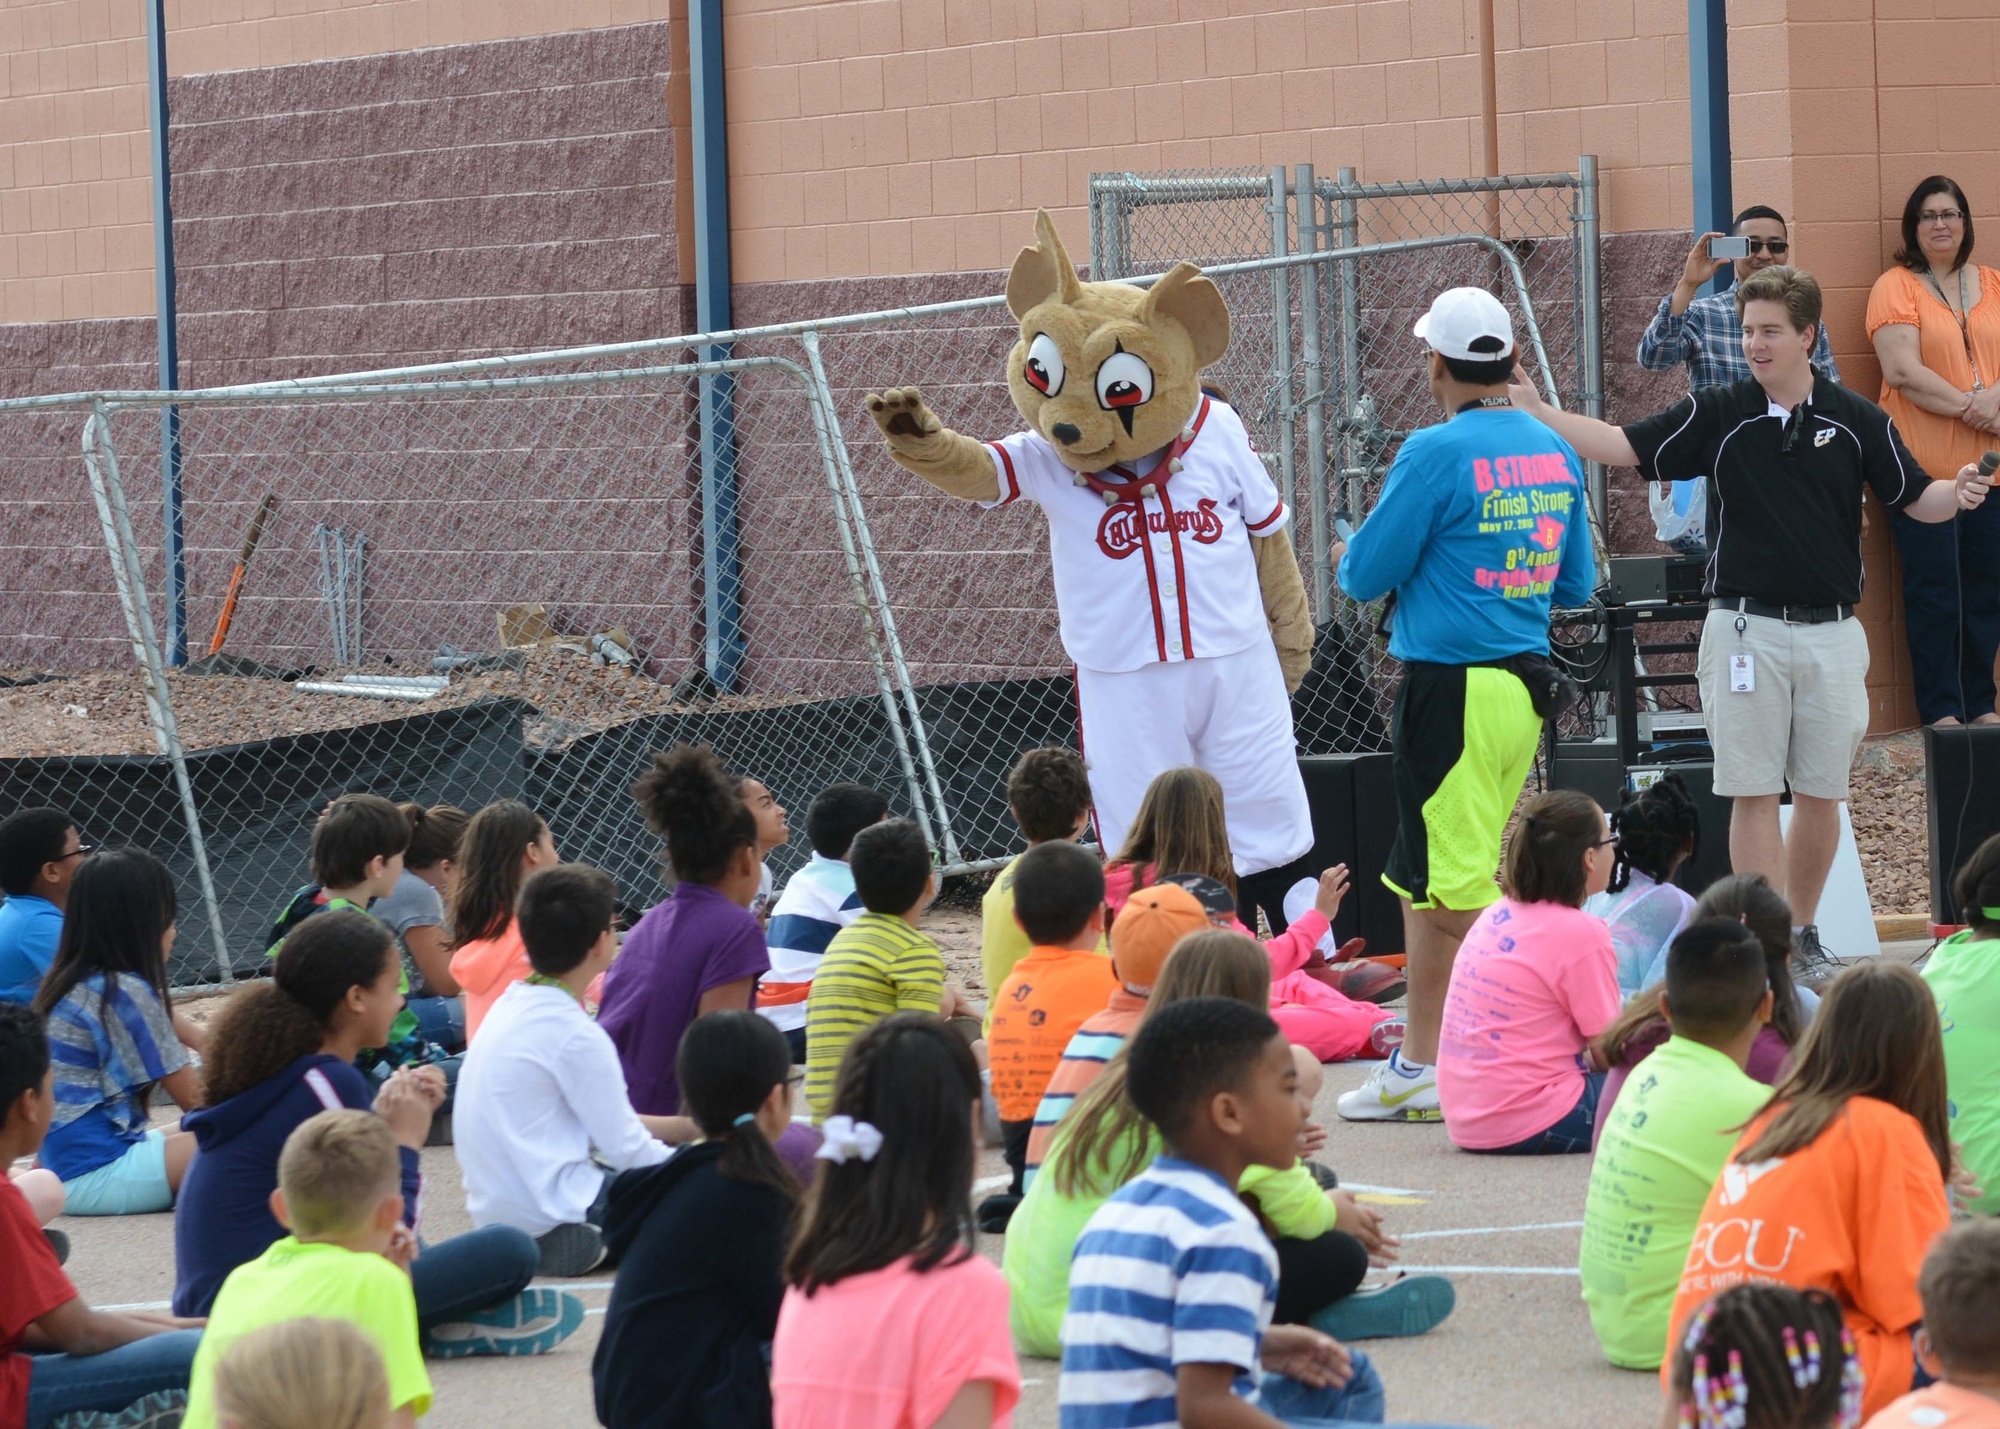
[1367,1019,1406,1058]
[1792,924,1842,988]
[534,1222,608,1277]
[425,1287,587,1359]
[43,1227,69,1265]
[55,1389,187,1428]
[1304,1160,1340,1190]
[1310,1274,1457,1340]
[1305,960,1406,1005]
[976,1193,1022,1234]
[1335,1050,1441,1123]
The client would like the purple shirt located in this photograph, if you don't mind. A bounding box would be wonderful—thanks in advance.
[598,883,769,1114]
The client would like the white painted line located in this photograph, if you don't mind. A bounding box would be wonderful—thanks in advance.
[99,1279,620,1315]
[974,1173,1014,1193]
[97,1300,172,1312]
[1401,1220,1584,1240]
[1338,1181,1435,1197]
[1403,1264,1580,1276]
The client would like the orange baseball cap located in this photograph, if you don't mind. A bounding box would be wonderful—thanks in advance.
[1109,883,1209,990]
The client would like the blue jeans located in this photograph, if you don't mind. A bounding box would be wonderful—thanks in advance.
[1260,1351,1478,1427]
[24,1329,202,1429]
[410,1224,539,1338]
[407,995,467,1054]
[1466,1072,1605,1156]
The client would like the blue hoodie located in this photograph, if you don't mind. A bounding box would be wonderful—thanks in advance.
[171,1053,422,1317]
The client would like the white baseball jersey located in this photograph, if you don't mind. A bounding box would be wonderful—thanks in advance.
[981,396,1289,674]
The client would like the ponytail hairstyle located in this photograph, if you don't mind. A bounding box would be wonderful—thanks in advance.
[1109,767,1236,896]
[1047,928,1270,1199]
[785,1014,982,1294]
[201,911,398,1105]
[630,745,758,886]
[34,847,178,1024]
[1695,874,1805,1048]
[448,801,549,946]
[399,804,469,874]
[1670,1285,1859,1429]
[212,1317,391,1429]
[675,1010,798,1203]
[1734,960,1951,1183]
[1501,789,1605,908]
[1608,772,1700,893]
[1952,831,2000,941]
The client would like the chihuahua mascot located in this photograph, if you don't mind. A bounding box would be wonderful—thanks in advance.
[865,211,1314,885]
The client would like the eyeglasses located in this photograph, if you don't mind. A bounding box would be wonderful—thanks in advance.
[1744,238,1789,256]
[54,844,94,862]
[1590,833,1621,850]
[1921,209,1966,226]
[786,1070,806,1090]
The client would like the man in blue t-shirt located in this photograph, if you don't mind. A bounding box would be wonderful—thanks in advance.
[1332,287,1595,1125]
[0,808,86,1004]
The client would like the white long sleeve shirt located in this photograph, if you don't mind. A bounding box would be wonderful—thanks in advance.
[453,980,670,1235]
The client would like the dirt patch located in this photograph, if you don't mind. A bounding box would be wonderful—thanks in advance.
[1849,732,1933,918]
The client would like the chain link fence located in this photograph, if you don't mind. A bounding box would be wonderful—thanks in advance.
[1,187,1600,986]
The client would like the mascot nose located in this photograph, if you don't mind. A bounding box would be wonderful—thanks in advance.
[1051,423,1082,446]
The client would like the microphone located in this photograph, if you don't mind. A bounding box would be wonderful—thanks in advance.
[1982,451,2000,479]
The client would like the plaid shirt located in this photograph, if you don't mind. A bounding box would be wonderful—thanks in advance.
[1637,283,1842,389]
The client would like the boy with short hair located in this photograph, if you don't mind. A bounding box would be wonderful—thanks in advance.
[761,783,889,1063]
[182,1109,431,1429]
[804,818,972,1121]
[1867,1220,2000,1427]
[981,840,1117,1229]
[1060,997,1390,1429]
[0,808,84,1005]
[454,864,681,1277]
[0,1002,202,1429]
[1579,918,1775,1369]
[983,747,1095,999]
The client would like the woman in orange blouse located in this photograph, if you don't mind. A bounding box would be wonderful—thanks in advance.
[1869,175,2000,727]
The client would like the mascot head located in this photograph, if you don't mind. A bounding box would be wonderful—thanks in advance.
[1004,210,1231,474]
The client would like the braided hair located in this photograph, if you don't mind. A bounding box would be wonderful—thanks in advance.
[1670,1285,1859,1429]
[1608,771,1701,894]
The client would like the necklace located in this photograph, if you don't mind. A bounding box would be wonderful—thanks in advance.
[1925,264,1983,393]
[524,972,579,1000]
[1075,400,1207,507]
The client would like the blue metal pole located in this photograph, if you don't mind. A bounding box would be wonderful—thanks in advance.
[1689,0,1733,297]
[690,0,744,690]
[145,0,186,665]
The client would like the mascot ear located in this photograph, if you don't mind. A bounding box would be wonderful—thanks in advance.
[1007,209,1085,320]
[1142,263,1230,370]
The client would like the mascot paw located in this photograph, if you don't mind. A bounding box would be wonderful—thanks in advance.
[864,386,944,450]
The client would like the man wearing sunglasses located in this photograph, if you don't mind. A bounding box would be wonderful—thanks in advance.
[0,808,89,1005]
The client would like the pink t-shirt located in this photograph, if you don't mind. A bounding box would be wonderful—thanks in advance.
[772,1253,1021,1429]
[1436,897,1622,1150]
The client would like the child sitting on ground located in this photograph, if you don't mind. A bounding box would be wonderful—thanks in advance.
[457,865,685,1278]
[182,1111,433,1429]
[979,840,1117,1231]
[739,775,790,924]
[1582,772,1701,995]
[983,747,1095,1000]
[1668,961,1955,1421]
[446,801,560,1043]
[1579,919,1774,1369]
[1435,790,1622,1153]
[0,807,83,1006]
[34,847,203,1215]
[760,782,887,1064]
[1059,998,1453,1429]
[175,910,574,1358]
[1670,1284,1860,1429]
[772,1014,1020,1429]
[594,1011,799,1429]
[1920,832,2000,1215]
[1,1001,202,1429]
[382,803,469,1055]
[213,1317,391,1429]
[1868,1219,2000,1428]
[802,818,974,1121]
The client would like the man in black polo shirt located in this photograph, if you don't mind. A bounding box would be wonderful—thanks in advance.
[1513,266,1988,977]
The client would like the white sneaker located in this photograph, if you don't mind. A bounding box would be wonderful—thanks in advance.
[1336,1051,1442,1123]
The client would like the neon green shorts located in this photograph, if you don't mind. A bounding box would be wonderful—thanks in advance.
[1382,661,1543,911]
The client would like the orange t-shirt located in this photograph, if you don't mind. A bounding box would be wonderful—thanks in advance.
[1866,1384,2000,1429]
[1666,1097,1950,1422]
[1865,264,2000,483]
[448,920,531,1043]
[987,945,1119,1123]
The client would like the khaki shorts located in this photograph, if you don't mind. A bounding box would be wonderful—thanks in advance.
[1697,608,1869,799]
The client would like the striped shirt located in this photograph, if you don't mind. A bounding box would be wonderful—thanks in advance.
[41,972,190,1181]
[1023,990,1147,1185]
[1059,1156,1279,1428]
[761,854,863,1033]
[803,911,944,1120]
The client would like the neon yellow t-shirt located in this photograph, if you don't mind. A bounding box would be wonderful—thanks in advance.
[1579,1036,1769,1369]
[1923,930,2000,1215]
[181,1237,434,1429]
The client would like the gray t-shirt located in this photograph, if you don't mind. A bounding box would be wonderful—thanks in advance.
[374,869,447,997]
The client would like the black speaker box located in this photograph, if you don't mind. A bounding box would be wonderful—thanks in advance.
[1923,725,2000,924]
[1297,753,1404,954]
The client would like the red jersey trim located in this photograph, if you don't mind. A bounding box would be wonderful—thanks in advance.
[1156,485,1196,659]
[1247,500,1287,534]
[988,442,1022,505]
[1131,514,1170,663]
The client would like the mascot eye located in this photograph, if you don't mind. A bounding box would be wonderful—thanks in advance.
[1024,333,1065,396]
[1095,350,1155,412]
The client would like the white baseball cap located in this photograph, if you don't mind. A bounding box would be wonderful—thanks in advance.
[1413,287,1517,362]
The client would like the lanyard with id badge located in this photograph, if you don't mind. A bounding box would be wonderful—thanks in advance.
[1730,615,1755,693]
